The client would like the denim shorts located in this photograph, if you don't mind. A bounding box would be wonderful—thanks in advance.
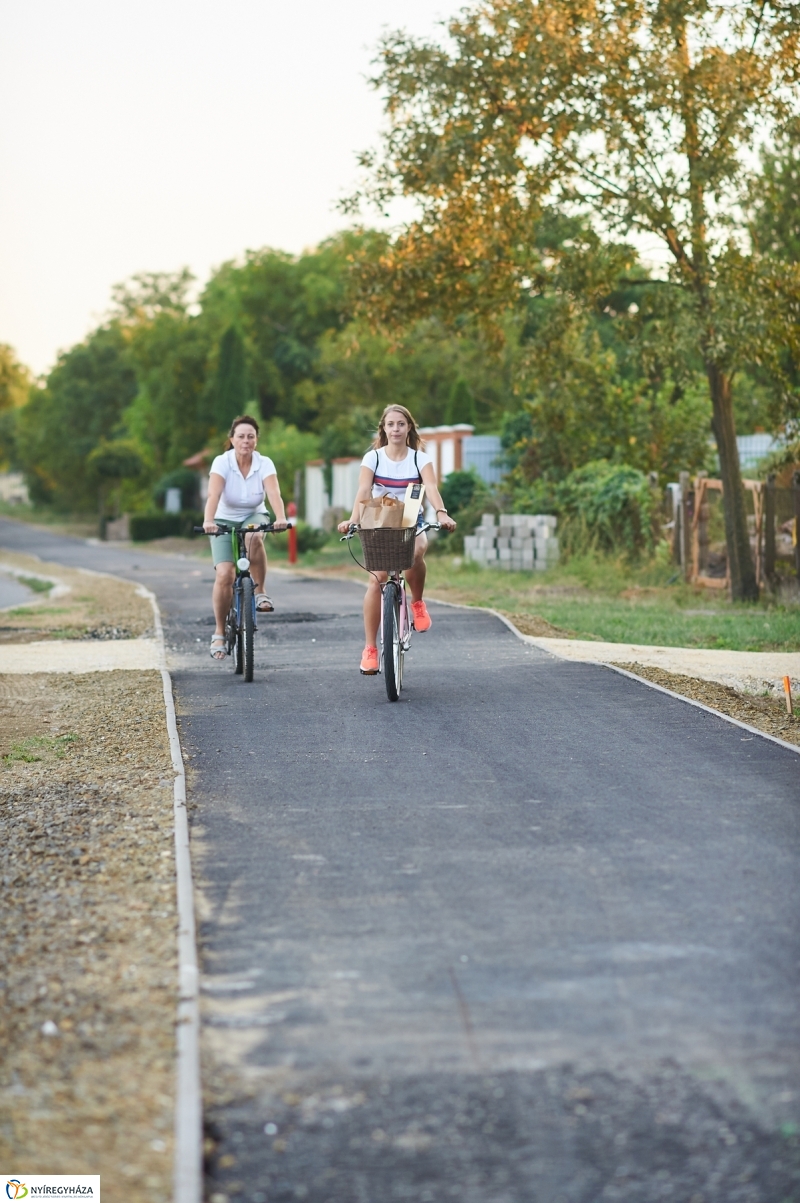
[208,513,268,566]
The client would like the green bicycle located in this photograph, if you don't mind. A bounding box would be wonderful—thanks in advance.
[195,521,278,682]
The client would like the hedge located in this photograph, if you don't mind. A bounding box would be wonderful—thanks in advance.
[129,511,204,541]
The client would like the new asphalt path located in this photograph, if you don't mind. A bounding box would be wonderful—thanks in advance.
[2,518,800,1202]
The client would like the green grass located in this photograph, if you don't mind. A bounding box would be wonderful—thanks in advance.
[3,733,77,763]
[16,574,54,594]
[419,551,800,652]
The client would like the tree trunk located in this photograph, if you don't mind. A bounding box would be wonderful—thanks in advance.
[707,364,758,601]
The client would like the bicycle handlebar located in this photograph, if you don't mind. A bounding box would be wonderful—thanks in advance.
[339,521,441,542]
[194,522,282,534]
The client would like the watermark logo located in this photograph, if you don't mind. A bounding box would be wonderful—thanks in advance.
[3,1180,98,1200]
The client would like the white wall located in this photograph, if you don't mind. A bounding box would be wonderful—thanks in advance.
[305,463,327,529]
[331,459,362,511]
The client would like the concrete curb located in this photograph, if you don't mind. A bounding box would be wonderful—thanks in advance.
[136,586,202,1203]
[430,598,800,759]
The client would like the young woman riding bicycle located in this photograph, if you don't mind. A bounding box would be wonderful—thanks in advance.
[338,405,457,674]
[203,414,288,660]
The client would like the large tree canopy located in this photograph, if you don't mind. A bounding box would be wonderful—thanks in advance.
[349,0,800,598]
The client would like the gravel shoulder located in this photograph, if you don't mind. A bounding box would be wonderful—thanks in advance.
[611,661,800,747]
[0,549,153,643]
[0,565,179,1200]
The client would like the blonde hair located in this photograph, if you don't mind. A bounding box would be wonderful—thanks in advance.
[371,405,426,451]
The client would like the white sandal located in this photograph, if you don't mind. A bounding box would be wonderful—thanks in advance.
[255,594,274,612]
[210,634,227,660]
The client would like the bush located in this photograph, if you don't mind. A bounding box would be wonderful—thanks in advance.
[555,461,654,558]
[153,468,200,510]
[129,510,203,541]
[269,521,330,555]
[440,469,483,514]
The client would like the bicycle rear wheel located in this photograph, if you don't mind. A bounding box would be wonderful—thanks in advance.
[382,581,402,702]
[225,603,241,673]
[240,576,255,682]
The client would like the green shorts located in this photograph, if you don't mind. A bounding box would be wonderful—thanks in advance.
[209,513,270,566]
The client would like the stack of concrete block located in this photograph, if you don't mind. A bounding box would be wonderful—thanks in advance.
[463,513,559,571]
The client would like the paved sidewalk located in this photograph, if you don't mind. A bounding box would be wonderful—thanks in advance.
[525,635,800,694]
[0,638,162,673]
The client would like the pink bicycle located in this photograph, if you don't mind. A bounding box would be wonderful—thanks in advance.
[342,521,440,701]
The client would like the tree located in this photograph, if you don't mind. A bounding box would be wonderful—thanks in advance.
[15,325,138,507]
[445,377,476,425]
[0,344,31,413]
[349,0,800,599]
[87,438,146,527]
[751,119,800,265]
[212,326,249,431]
[112,272,212,477]
[0,345,32,469]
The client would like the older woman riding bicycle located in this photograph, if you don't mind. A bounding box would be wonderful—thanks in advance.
[203,414,287,660]
[338,404,456,674]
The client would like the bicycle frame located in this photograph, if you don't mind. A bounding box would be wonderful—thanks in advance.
[381,572,413,655]
[195,520,278,681]
[340,520,440,698]
[229,526,257,633]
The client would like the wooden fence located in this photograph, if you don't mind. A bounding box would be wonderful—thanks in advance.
[668,472,800,589]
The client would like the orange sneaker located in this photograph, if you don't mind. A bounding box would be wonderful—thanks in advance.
[411,600,432,632]
[360,645,379,674]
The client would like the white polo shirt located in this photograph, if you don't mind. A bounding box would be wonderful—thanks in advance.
[210,449,277,522]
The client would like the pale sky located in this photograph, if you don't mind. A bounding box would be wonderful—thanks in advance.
[1,1,457,375]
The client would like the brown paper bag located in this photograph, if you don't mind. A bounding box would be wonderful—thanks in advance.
[360,494,404,529]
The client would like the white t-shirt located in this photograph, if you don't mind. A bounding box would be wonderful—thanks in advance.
[210,449,277,522]
[361,446,434,503]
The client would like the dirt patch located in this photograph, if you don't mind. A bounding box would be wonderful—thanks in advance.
[614,662,800,747]
[501,611,583,640]
[0,670,177,1199]
[0,551,153,644]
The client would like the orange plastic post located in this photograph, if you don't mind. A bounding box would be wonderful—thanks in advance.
[287,501,298,564]
[784,675,793,716]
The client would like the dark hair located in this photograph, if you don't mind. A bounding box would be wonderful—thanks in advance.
[226,414,260,448]
[371,405,425,451]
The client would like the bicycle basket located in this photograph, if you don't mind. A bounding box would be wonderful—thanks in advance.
[359,525,417,571]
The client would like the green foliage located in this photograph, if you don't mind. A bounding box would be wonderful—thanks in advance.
[15,325,137,507]
[440,469,483,514]
[86,439,145,483]
[445,378,476,425]
[129,511,203,541]
[555,461,655,559]
[751,119,800,265]
[260,419,319,497]
[270,521,329,554]
[153,467,200,509]
[0,344,31,412]
[212,326,250,431]
[500,303,713,492]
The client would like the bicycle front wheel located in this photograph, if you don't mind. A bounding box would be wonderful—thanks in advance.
[382,581,402,702]
[240,576,255,682]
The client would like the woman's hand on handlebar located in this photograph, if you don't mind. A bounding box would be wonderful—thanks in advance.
[337,519,356,535]
[439,514,457,532]
[203,520,219,534]
[272,520,288,531]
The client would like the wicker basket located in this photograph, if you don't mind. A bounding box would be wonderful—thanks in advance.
[358,525,417,571]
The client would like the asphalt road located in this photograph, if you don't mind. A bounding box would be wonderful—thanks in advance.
[2,518,800,1202]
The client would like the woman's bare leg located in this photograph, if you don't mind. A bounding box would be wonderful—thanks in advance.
[363,573,385,645]
[245,533,268,593]
[404,532,428,602]
[212,563,235,635]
